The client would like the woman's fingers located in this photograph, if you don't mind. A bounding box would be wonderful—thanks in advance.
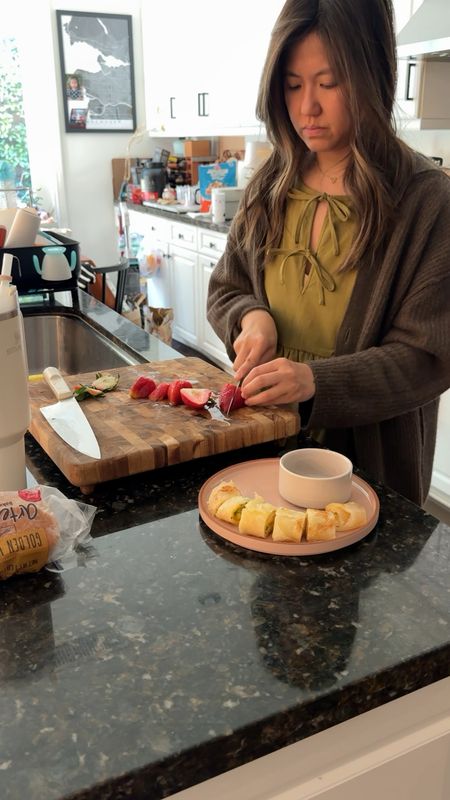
[241,359,316,405]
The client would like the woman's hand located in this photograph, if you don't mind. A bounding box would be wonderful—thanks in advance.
[233,309,278,380]
[240,358,316,406]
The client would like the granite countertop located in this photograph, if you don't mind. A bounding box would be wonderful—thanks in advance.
[1,297,449,799]
[125,201,231,235]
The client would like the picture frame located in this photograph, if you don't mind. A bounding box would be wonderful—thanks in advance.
[56,10,137,133]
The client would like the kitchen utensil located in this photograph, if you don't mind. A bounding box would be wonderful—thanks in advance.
[40,367,101,459]
[225,377,244,416]
[199,458,379,556]
[207,404,231,425]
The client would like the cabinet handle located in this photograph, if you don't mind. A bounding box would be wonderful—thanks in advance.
[197,92,209,117]
[209,241,216,249]
[169,97,176,119]
[209,261,216,267]
[178,233,184,239]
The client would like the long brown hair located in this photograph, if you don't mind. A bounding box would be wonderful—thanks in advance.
[234,0,415,271]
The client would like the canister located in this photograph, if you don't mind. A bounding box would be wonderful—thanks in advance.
[211,188,226,224]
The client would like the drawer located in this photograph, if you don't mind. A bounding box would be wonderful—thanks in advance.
[127,209,169,241]
[169,221,197,251]
[197,228,228,257]
[146,215,170,242]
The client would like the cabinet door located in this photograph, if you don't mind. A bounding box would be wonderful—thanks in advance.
[198,253,232,369]
[145,219,172,309]
[143,1,284,136]
[211,0,279,131]
[169,244,198,346]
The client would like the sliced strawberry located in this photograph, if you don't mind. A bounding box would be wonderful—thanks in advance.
[129,376,157,399]
[167,379,192,405]
[149,381,170,401]
[180,387,211,409]
[218,382,246,414]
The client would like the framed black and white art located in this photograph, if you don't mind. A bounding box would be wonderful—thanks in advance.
[56,10,137,133]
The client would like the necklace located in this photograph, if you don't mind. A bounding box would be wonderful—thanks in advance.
[316,153,350,184]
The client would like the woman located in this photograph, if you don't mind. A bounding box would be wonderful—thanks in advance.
[207,0,450,505]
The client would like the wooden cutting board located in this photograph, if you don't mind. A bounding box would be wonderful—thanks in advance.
[28,358,300,493]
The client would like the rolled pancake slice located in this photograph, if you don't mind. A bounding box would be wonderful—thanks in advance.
[272,507,306,542]
[306,508,336,541]
[325,501,367,531]
[215,495,251,525]
[239,497,277,538]
[207,480,242,515]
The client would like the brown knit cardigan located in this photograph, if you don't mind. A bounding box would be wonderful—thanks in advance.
[207,156,450,505]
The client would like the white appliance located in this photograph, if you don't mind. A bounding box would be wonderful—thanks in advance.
[238,141,273,188]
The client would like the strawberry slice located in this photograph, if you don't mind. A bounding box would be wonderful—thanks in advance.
[218,382,246,414]
[129,376,157,399]
[180,387,211,409]
[149,381,170,401]
[167,379,192,405]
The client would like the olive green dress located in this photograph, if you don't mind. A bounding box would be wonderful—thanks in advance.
[264,182,357,363]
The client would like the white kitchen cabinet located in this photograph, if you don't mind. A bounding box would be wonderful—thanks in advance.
[171,677,450,800]
[127,209,232,368]
[142,1,283,136]
[198,253,232,367]
[430,389,450,508]
[168,243,199,346]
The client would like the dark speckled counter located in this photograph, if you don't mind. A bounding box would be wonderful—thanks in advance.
[1,296,449,799]
[125,200,231,235]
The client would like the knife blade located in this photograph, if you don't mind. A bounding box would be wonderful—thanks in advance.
[40,367,101,459]
[225,377,243,416]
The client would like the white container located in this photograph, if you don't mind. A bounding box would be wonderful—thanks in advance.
[0,277,30,490]
[5,207,40,248]
[211,188,226,224]
[279,448,353,509]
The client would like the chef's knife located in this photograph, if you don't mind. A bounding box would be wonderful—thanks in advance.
[40,367,101,459]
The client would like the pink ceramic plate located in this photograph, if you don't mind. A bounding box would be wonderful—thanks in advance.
[198,458,379,556]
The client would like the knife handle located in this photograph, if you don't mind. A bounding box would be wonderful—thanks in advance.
[43,367,73,401]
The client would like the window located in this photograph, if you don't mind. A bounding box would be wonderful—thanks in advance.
[0,32,32,208]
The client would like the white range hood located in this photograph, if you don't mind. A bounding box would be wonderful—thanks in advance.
[397,0,450,60]
[396,0,450,128]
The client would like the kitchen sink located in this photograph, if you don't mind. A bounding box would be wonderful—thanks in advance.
[23,313,141,375]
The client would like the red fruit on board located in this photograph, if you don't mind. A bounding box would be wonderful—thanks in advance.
[218,382,246,414]
[149,382,170,401]
[129,376,157,399]
[180,387,212,409]
[167,379,192,405]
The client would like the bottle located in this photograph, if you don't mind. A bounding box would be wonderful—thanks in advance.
[211,188,226,224]
[0,255,30,490]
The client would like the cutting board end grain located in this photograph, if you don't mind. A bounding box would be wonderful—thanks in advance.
[28,358,300,490]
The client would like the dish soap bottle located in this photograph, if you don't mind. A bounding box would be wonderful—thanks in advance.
[0,254,30,490]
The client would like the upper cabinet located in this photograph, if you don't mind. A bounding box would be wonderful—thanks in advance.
[142,1,282,137]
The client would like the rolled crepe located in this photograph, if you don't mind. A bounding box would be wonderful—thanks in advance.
[306,508,336,541]
[207,480,242,515]
[239,498,276,538]
[272,507,306,542]
[325,501,367,531]
[215,495,251,525]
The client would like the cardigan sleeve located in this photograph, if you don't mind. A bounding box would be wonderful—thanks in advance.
[306,184,450,431]
[206,223,272,361]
